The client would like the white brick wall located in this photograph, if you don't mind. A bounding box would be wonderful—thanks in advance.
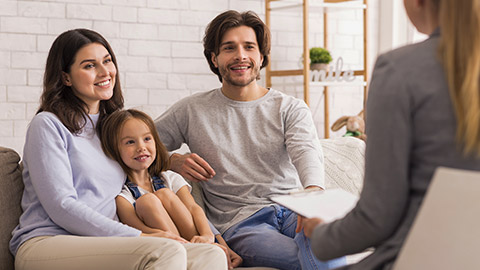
[0,33,36,51]
[0,0,379,155]
[18,2,65,18]
[0,86,6,102]
[0,120,13,137]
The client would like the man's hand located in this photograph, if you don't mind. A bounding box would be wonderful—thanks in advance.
[214,243,233,269]
[215,234,243,269]
[302,217,324,238]
[169,153,216,182]
[295,185,323,233]
[227,247,243,268]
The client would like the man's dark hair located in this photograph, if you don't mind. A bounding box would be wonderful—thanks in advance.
[203,10,271,82]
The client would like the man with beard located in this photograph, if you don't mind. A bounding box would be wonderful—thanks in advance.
[154,10,345,270]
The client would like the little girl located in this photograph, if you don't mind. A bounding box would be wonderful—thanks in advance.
[101,109,217,244]
[100,109,243,269]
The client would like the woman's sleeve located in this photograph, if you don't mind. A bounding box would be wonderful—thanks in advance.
[310,53,412,259]
[23,115,140,237]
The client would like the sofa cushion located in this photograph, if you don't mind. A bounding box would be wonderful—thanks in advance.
[0,147,24,270]
[320,137,365,196]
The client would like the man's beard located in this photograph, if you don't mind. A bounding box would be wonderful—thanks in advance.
[219,61,259,87]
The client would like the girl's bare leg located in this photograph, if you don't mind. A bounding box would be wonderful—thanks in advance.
[135,193,180,235]
[155,188,199,240]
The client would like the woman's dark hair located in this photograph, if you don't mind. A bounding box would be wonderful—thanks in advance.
[203,10,271,82]
[39,28,124,134]
[100,109,170,180]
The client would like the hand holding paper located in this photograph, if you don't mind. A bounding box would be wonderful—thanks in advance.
[303,217,323,237]
[270,188,358,223]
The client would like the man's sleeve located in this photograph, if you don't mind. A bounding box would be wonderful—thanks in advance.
[284,101,325,189]
[154,104,186,151]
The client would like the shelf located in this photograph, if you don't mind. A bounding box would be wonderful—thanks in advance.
[269,69,365,77]
[269,81,367,87]
[268,0,366,13]
[265,0,368,138]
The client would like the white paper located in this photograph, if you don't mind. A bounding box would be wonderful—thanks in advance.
[270,188,359,223]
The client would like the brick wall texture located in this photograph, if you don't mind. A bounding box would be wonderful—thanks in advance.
[0,0,378,154]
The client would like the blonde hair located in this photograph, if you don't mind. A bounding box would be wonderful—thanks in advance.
[438,0,480,155]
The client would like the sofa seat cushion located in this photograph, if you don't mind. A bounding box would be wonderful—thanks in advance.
[0,147,24,270]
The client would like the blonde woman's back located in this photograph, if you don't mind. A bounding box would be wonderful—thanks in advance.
[310,28,480,270]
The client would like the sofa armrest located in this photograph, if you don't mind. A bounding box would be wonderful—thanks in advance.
[0,147,24,270]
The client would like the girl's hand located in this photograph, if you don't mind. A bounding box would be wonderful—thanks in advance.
[141,230,188,243]
[302,217,324,238]
[190,234,215,244]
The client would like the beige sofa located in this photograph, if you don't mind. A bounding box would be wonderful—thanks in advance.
[0,137,365,270]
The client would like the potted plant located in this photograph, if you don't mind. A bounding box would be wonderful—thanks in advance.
[309,47,332,71]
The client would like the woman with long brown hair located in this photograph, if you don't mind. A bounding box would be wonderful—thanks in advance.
[9,28,227,270]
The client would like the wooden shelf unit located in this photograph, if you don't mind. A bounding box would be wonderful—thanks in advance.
[265,0,368,138]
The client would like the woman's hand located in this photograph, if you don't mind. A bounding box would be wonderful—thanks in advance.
[141,230,188,243]
[302,217,324,238]
[190,234,215,244]
[296,186,323,233]
[296,214,305,233]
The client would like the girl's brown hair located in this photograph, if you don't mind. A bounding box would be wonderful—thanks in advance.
[39,28,124,135]
[101,109,170,180]
[203,10,271,82]
[437,0,480,155]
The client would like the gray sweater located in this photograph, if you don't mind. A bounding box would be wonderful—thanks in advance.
[310,29,480,269]
[155,88,324,233]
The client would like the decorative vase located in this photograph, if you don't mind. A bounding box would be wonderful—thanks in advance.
[310,63,329,71]
[310,63,329,81]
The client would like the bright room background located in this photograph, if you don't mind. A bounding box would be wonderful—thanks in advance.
[0,0,423,155]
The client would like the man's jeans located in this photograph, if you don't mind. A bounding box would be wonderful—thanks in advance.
[222,205,346,270]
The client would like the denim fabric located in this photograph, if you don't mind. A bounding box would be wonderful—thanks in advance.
[125,176,166,200]
[222,205,346,270]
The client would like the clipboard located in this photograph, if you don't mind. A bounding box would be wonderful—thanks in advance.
[393,167,480,270]
[270,188,359,223]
